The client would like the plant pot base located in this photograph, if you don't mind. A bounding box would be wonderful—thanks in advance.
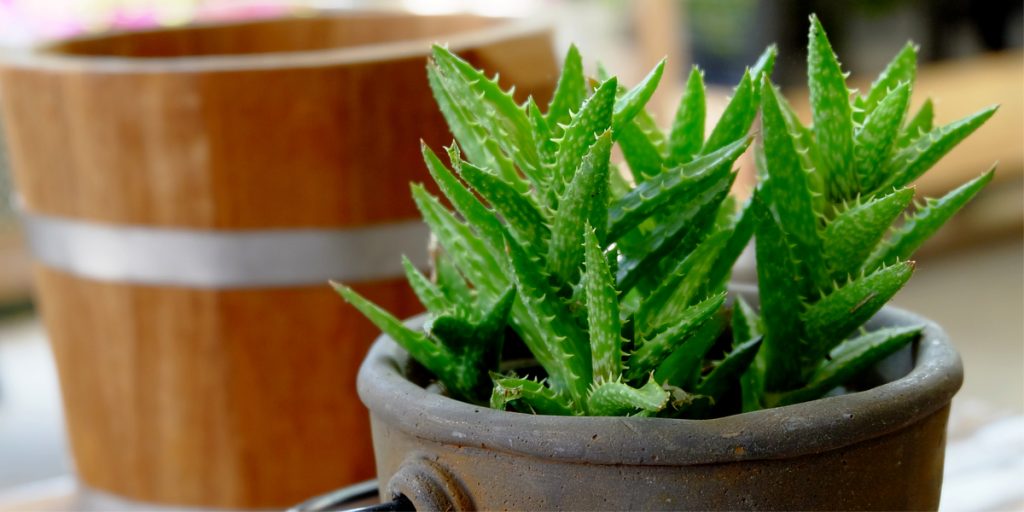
[357,299,962,511]
[369,406,948,510]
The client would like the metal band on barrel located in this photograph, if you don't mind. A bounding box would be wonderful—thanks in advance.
[20,211,430,288]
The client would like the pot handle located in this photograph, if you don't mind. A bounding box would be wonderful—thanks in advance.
[386,456,472,512]
[288,457,468,512]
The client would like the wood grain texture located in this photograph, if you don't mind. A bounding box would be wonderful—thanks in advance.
[36,265,421,507]
[0,13,557,229]
[52,13,498,58]
[0,12,556,508]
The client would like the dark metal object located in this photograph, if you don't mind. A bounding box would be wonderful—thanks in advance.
[356,290,963,511]
[358,496,414,512]
[289,480,414,512]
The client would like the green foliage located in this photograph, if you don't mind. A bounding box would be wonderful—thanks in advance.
[808,15,856,201]
[821,188,916,280]
[606,138,749,244]
[547,133,612,283]
[883,106,997,190]
[587,378,669,416]
[766,326,921,407]
[704,71,757,155]
[668,67,706,166]
[545,44,586,134]
[866,169,994,271]
[552,78,617,202]
[857,42,917,125]
[491,375,575,416]
[337,17,993,418]
[696,336,763,402]
[613,60,666,134]
[333,281,513,404]
[582,225,623,383]
[746,13,996,404]
[896,99,934,149]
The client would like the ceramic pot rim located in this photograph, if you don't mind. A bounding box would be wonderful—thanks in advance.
[357,289,963,465]
[0,11,549,74]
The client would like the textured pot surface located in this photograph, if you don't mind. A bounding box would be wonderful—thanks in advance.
[358,299,963,511]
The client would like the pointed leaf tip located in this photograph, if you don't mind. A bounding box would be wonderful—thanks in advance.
[612,59,666,133]
[808,13,856,200]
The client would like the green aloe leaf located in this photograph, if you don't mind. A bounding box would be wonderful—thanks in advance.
[808,14,856,200]
[435,250,475,306]
[616,169,734,294]
[474,286,517,344]
[854,82,911,192]
[712,192,739,233]
[703,198,756,294]
[752,198,807,391]
[668,67,706,165]
[427,288,514,402]
[772,89,829,216]
[896,99,934,149]
[867,169,994,271]
[583,225,622,383]
[761,82,828,291]
[608,162,631,200]
[732,293,766,411]
[587,378,669,416]
[607,137,749,243]
[333,283,452,386]
[612,59,666,134]
[731,295,761,347]
[431,45,543,185]
[412,184,507,298]
[546,44,587,132]
[627,292,726,382]
[860,42,917,123]
[884,105,998,190]
[527,98,554,161]
[823,188,915,280]
[653,309,728,389]
[768,326,920,407]
[740,352,767,413]
[702,70,757,155]
[730,265,765,414]
[636,230,731,336]
[427,313,480,354]
[801,260,915,365]
[747,44,777,113]
[696,336,763,400]
[750,44,778,86]
[427,63,522,190]
[618,120,664,182]
[422,143,506,251]
[432,287,513,350]
[458,160,551,255]
[633,106,669,154]
[402,256,449,312]
[553,78,618,199]
[506,235,592,403]
[507,304,562,393]
[547,132,612,283]
[491,376,577,416]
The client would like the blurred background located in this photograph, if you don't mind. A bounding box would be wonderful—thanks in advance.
[0,0,1020,510]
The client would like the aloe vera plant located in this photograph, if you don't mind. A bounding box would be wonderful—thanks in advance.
[741,15,996,411]
[335,15,994,418]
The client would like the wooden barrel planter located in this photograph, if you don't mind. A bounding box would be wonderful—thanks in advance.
[0,12,556,508]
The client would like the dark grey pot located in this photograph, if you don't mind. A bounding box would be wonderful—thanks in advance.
[357,294,962,511]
